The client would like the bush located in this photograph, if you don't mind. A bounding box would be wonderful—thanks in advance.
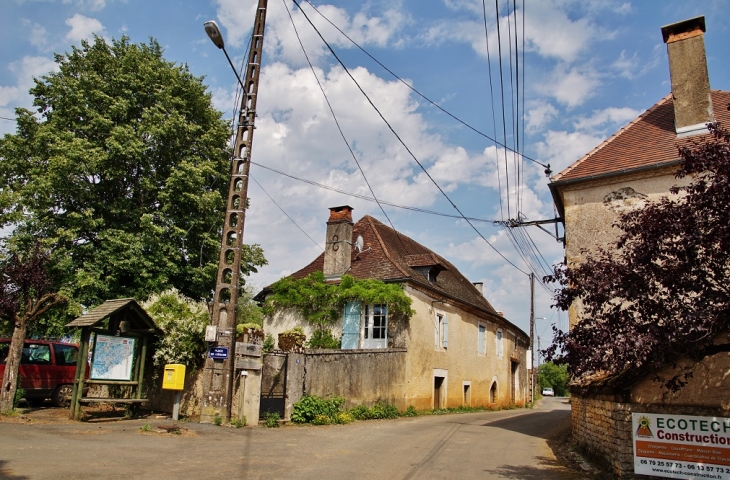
[312,414,331,425]
[335,412,353,424]
[291,394,345,424]
[348,404,371,420]
[262,333,275,353]
[306,329,341,349]
[403,405,418,417]
[143,288,209,367]
[348,401,399,420]
[264,412,280,428]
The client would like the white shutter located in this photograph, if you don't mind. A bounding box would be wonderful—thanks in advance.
[442,316,448,348]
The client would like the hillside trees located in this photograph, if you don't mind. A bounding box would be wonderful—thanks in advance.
[545,124,730,391]
[0,36,266,325]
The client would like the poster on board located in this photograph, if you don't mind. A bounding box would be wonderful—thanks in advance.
[633,412,730,479]
[90,334,136,381]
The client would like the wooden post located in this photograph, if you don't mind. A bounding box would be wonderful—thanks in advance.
[136,335,148,400]
[70,328,91,419]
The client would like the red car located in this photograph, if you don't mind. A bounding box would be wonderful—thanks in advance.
[0,339,88,407]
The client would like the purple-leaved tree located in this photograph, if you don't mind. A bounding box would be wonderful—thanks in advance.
[544,123,730,392]
[0,243,65,412]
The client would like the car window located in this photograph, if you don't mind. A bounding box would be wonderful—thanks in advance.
[22,344,51,365]
[53,344,79,366]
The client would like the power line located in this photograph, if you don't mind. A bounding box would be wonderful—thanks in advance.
[282,0,412,255]
[301,0,549,170]
[292,0,528,276]
[494,0,512,220]
[0,116,17,121]
[250,174,323,250]
[481,0,504,221]
[251,160,501,223]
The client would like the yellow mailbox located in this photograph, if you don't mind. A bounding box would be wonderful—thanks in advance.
[162,364,186,390]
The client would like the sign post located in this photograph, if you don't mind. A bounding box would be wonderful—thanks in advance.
[633,412,730,479]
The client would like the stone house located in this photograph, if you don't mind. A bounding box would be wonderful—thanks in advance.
[257,205,530,411]
[549,16,730,476]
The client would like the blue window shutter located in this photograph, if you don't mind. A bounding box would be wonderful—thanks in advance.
[478,324,485,353]
[341,301,361,349]
[442,316,449,348]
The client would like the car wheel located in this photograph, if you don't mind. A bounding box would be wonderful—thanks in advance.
[52,384,74,408]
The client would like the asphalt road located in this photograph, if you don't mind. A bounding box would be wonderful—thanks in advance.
[0,397,576,479]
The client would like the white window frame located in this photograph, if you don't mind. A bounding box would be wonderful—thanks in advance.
[434,313,448,351]
[478,322,487,355]
[362,303,388,349]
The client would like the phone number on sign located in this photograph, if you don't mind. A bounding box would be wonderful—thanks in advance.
[639,459,730,479]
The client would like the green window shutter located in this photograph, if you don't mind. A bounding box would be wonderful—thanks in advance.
[341,301,361,349]
[442,316,449,348]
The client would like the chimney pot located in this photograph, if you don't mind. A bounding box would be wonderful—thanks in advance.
[472,282,484,295]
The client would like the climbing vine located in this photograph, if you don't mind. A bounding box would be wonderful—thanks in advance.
[262,272,414,329]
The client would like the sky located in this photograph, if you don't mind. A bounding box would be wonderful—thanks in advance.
[2,0,730,347]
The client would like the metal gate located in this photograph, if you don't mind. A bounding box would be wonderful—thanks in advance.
[260,353,287,419]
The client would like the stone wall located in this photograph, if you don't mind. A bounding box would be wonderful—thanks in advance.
[572,392,730,478]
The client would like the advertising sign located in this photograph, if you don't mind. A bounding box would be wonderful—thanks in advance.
[90,335,136,381]
[633,413,730,479]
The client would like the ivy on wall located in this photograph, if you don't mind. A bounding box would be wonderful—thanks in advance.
[262,271,414,329]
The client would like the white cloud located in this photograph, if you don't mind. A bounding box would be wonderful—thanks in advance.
[65,14,105,43]
[0,55,58,134]
[526,101,558,133]
[535,130,604,175]
[539,64,600,108]
[573,107,640,132]
[23,20,49,49]
[612,46,662,80]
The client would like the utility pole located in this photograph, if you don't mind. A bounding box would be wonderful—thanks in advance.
[529,272,535,404]
[199,0,268,424]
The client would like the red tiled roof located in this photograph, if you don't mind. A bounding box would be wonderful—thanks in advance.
[284,215,503,319]
[552,90,730,183]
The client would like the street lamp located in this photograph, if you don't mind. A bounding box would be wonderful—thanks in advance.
[203,20,246,91]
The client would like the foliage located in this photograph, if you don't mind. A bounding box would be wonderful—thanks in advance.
[263,272,414,329]
[278,327,306,352]
[305,329,341,349]
[142,288,209,367]
[0,35,267,315]
[214,415,222,426]
[537,362,569,397]
[236,285,264,327]
[403,405,418,417]
[230,416,246,428]
[544,124,730,391]
[264,412,280,428]
[141,423,152,432]
[290,394,345,424]
[262,334,275,354]
[0,242,66,413]
[13,376,24,409]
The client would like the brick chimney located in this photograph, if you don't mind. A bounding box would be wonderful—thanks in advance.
[661,16,714,137]
[323,206,354,278]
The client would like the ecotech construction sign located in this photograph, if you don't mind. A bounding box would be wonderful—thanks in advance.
[633,413,730,479]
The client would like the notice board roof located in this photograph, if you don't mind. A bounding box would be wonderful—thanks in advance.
[66,298,159,332]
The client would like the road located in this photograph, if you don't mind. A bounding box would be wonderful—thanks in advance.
[0,397,576,479]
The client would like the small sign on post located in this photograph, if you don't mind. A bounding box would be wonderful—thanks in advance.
[208,347,229,360]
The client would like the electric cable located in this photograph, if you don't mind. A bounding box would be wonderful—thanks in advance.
[494,0,512,220]
[292,0,528,276]
[481,0,504,221]
[282,0,412,255]
[301,0,549,170]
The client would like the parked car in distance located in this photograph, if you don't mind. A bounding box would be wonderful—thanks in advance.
[0,339,87,407]
[542,387,555,397]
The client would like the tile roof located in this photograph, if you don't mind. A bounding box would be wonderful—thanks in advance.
[551,90,730,183]
[283,215,507,322]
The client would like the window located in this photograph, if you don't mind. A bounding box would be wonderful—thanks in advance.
[496,329,503,357]
[53,344,79,366]
[478,323,486,355]
[22,344,51,364]
[362,304,387,349]
[434,314,448,350]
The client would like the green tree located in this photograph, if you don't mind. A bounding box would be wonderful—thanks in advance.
[0,36,266,325]
[537,361,569,397]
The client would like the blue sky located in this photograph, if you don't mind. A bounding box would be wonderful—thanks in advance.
[2,0,730,342]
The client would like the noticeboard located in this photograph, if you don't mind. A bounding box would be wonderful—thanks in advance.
[633,412,730,479]
[90,335,136,381]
